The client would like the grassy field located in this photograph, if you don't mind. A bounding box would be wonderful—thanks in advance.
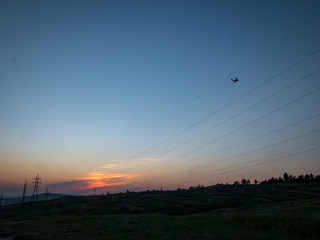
[1,183,320,239]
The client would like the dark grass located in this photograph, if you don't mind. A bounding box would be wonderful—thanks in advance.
[1,183,320,239]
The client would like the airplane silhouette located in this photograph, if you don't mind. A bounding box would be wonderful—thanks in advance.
[231,77,239,83]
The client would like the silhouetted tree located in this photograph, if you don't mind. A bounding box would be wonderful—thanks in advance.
[305,174,310,181]
[298,174,305,182]
[241,179,247,185]
[289,174,294,182]
[260,172,320,184]
[267,177,277,184]
[283,172,289,182]
[278,177,284,183]
[310,173,314,181]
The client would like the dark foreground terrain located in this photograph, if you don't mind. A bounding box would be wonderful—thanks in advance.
[1,183,320,240]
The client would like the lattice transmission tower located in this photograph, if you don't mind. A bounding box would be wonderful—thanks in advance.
[31,173,42,202]
[21,179,27,204]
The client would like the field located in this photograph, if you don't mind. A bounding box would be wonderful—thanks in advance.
[1,183,320,240]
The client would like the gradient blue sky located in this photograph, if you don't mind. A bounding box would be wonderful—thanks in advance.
[1,0,320,196]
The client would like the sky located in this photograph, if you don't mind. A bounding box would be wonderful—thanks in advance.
[1,0,320,197]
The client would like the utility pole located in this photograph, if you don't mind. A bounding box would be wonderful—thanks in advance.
[31,173,42,202]
[21,179,28,204]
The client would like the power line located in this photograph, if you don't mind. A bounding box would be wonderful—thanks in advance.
[116,47,320,166]
[213,145,320,179]
[131,126,320,190]
[130,70,320,189]
[128,66,320,172]
[165,143,320,186]
[104,14,318,156]
[150,142,320,189]
[133,84,320,178]
[169,129,320,180]
[143,113,320,175]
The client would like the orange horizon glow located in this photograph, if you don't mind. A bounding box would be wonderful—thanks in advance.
[71,172,142,191]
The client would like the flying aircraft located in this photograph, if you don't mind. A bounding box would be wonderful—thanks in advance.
[231,77,239,83]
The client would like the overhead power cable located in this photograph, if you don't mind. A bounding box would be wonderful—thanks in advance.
[133,84,320,177]
[131,128,320,190]
[107,14,318,155]
[141,113,320,177]
[120,47,320,165]
[149,142,320,189]
[157,128,320,181]
[127,66,320,172]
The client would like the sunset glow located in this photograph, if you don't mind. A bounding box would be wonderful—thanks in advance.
[1,0,320,197]
[48,171,143,195]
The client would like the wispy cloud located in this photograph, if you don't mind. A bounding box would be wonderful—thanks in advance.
[101,164,117,169]
[50,172,141,194]
[49,157,163,194]
[101,157,162,170]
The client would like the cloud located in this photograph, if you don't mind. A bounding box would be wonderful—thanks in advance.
[102,164,116,169]
[49,157,163,194]
[49,172,141,194]
[50,180,91,190]
[101,157,162,170]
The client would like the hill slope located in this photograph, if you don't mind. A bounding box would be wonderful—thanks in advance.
[0,183,319,240]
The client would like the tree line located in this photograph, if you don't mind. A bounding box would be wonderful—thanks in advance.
[235,173,320,185]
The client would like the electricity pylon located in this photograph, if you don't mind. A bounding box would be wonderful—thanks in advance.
[21,179,27,204]
[31,173,42,202]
